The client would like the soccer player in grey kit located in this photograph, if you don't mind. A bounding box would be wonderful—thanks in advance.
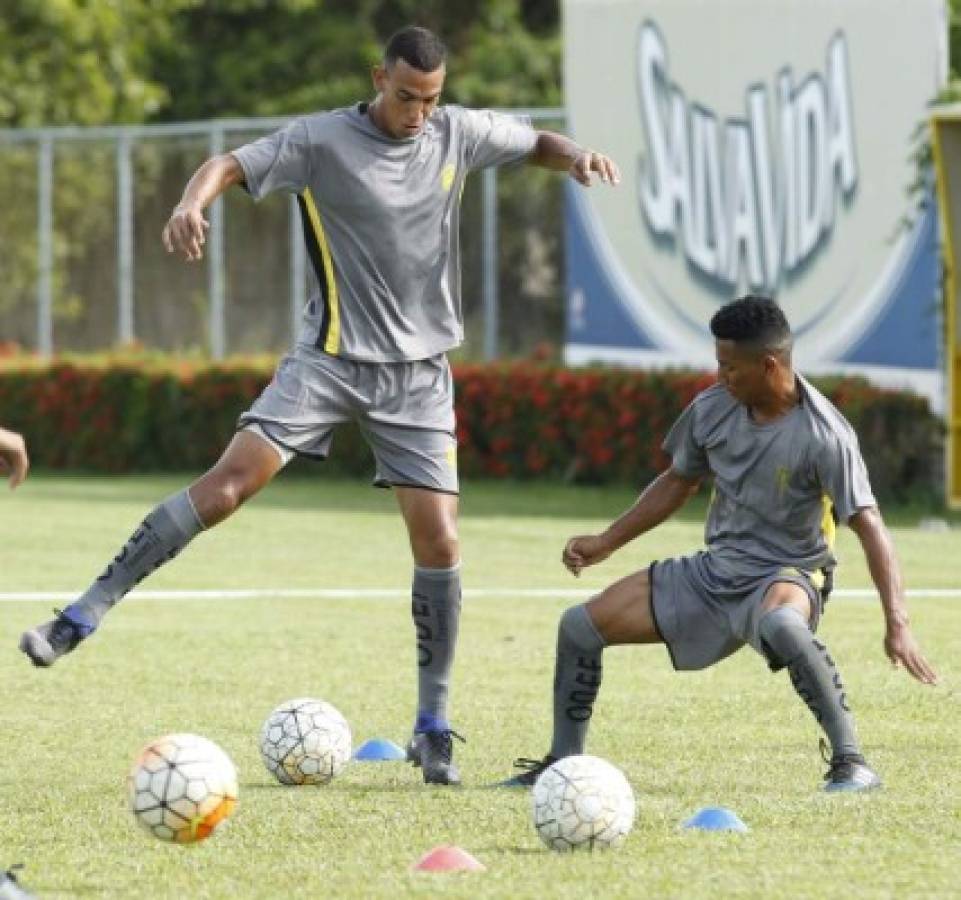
[18,26,619,785]
[502,295,938,791]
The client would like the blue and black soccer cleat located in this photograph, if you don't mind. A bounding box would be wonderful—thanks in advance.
[407,729,465,785]
[19,608,96,668]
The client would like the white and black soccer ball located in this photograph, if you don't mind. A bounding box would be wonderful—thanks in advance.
[259,697,351,785]
[128,733,238,844]
[531,754,636,852]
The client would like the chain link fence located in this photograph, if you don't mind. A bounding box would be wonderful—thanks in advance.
[0,110,566,360]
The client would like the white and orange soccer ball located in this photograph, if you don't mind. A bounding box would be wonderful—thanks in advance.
[531,754,636,852]
[259,697,351,785]
[128,733,238,844]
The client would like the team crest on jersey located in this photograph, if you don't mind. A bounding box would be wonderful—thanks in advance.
[776,466,790,496]
[441,163,456,192]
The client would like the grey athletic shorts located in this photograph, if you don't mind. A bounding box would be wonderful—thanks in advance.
[650,551,826,671]
[238,345,458,494]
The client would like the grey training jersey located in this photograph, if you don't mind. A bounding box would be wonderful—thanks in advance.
[232,104,538,362]
[663,375,875,585]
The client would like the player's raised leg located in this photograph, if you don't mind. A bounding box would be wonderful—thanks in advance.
[756,582,881,792]
[19,429,285,667]
[500,568,662,787]
[395,485,464,785]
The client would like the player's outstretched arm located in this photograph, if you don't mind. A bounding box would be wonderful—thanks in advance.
[162,154,246,262]
[528,130,621,187]
[0,426,29,490]
[562,468,700,575]
[848,506,939,684]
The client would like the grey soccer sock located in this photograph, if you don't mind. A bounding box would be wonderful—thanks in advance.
[68,490,204,626]
[411,563,462,726]
[758,606,861,759]
[549,603,607,758]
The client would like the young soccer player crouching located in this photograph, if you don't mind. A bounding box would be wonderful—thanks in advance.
[501,295,938,792]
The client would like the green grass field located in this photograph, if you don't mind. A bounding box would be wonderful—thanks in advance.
[1,474,959,898]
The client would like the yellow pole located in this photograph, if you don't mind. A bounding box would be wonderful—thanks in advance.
[930,114,960,508]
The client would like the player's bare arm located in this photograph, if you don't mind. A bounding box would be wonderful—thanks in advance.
[848,506,939,685]
[529,130,621,186]
[0,426,29,490]
[563,468,700,575]
[162,154,246,262]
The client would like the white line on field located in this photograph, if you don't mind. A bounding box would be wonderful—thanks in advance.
[0,588,959,602]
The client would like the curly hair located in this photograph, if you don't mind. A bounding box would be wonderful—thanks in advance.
[709,295,792,354]
[384,26,447,73]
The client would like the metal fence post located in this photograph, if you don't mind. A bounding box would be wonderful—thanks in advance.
[117,130,135,344]
[482,166,498,360]
[208,127,226,359]
[36,134,53,356]
[289,195,305,342]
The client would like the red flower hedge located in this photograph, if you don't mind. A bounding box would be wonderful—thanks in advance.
[453,363,715,483]
[0,357,942,500]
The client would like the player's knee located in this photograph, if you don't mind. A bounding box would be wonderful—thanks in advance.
[203,482,241,522]
[760,580,813,618]
[414,531,459,568]
[193,469,259,523]
[757,605,809,672]
[558,604,606,652]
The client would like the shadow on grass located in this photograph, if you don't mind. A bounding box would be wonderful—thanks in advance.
[240,779,534,796]
[28,879,106,897]
[26,471,957,526]
[469,846,544,856]
[22,472,714,522]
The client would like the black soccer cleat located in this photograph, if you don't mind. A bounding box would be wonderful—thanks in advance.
[819,738,881,793]
[494,755,558,789]
[822,753,882,793]
[406,729,465,785]
[19,608,95,668]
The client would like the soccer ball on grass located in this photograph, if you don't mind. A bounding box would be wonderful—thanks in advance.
[128,733,238,844]
[259,697,351,785]
[531,754,635,852]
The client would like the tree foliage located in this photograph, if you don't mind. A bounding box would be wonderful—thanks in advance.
[951,0,961,81]
[149,0,560,120]
[0,0,561,128]
[0,0,190,127]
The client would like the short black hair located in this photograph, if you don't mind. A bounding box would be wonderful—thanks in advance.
[383,26,447,73]
[709,295,793,355]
